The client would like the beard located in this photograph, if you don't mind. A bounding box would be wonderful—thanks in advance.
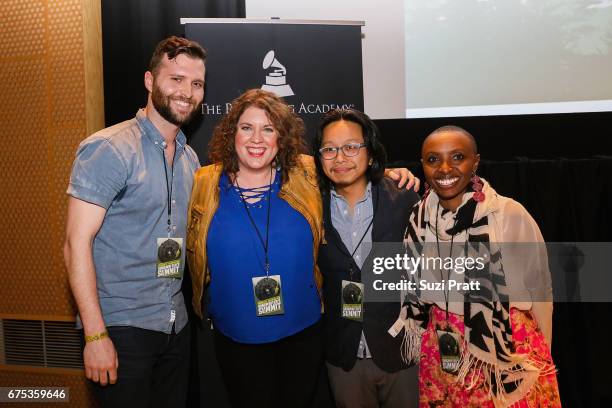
[151,82,201,126]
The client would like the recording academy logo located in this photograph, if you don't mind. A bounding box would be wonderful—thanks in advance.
[260,50,294,97]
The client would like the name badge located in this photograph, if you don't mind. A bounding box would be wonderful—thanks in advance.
[156,238,183,279]
[252,275,284,316]
[436,327,461,374]
[341,280,364,322]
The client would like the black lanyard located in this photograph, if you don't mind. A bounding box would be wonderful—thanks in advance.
[435,202,458,323]
[235,168,274,276]
[348,217,374,281]
[162,148,175,237]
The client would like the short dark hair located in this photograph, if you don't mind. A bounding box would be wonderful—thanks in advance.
[313,108,387,191]
[425,125,478,154]
[148,36,207,74]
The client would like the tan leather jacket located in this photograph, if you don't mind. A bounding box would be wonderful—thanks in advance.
[186,154,324,319]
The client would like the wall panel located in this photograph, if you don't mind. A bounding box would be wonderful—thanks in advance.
[0,0,104,404]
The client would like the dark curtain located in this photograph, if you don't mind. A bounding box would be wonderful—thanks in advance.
[101,0,245,127]
[481,157,612,408]
[376,111,612,161]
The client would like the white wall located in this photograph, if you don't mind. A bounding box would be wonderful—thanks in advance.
[403,0,612,118]
[246,0,406,120]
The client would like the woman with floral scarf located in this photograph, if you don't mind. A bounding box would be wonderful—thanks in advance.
[400,126,561,407]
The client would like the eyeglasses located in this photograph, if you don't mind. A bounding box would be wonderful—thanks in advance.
[318,143,366,160]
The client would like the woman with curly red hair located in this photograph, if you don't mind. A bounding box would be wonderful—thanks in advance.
[186,89,325,408]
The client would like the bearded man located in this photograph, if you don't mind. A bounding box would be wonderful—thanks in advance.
[64,36,206,407]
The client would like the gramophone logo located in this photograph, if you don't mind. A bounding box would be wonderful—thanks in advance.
[260,50,294,97]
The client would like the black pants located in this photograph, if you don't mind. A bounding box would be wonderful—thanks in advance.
[213,319,324,408]
[92,324,191,408]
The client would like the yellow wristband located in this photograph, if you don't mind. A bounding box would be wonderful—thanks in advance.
[85,330,109,343]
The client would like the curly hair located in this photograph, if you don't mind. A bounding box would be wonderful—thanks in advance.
[208,89,306,183]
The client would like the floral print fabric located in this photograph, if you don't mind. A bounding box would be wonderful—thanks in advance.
[419,306,561,407]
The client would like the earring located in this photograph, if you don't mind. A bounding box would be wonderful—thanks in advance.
[471,174,485,202]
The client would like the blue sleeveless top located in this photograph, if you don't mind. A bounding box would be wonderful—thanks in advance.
[207,171,321,343]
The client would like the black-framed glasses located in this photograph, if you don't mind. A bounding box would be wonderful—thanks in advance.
[318,143,366,160]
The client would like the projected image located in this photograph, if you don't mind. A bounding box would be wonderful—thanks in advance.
[405,0,612,117]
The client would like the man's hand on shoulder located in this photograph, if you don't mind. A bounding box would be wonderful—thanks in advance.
[384,167,421,192]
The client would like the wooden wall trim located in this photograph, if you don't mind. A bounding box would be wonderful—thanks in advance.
[82,0,105,134]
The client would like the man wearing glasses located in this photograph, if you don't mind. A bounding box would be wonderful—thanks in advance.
[313,109,420,408]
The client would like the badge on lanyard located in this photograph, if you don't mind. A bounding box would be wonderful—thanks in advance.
[156,237,183,278]
[436,326,461,374]
[341,280,364,321]
[252,275,284,316]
